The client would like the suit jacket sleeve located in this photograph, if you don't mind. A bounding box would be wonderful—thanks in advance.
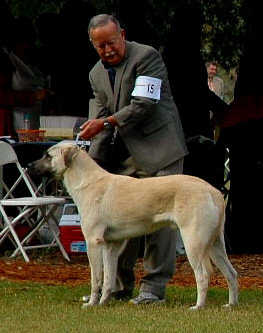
[113,47,166,127]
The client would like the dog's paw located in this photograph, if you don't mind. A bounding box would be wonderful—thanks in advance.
[82,302,97,308]
[189,305,204,311]
[222,303,238,309]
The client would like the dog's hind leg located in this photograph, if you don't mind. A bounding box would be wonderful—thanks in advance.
[188,255,212,310]
[182,231,212,310]
[86,244,103,306]
[209,232,238,307]
[100,240,127,305]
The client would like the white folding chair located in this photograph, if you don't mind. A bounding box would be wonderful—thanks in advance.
[0,141,70,262]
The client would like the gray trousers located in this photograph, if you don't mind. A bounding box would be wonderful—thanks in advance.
[116,157,184,299]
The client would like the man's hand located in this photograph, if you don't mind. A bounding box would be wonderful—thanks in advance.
[79,119,105,140]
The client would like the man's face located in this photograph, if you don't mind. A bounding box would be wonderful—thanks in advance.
[89,22,126,66]
[207,64,217,78]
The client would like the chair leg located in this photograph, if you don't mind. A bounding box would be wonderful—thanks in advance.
[44,204,70,260]
[9,204,70,261]
[47,219,70,261]
[0,207,30,262]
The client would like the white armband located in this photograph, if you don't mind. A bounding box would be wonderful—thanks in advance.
[131,76,162,100]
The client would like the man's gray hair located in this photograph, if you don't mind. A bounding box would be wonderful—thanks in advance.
[88,14,121,36]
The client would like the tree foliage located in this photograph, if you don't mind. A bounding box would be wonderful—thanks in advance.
[5,0,65,19]
[4,0,259,71]
[148,0,254,71]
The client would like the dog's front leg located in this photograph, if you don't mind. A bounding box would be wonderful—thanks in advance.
[87,244,103,306]
[99,240,127,305]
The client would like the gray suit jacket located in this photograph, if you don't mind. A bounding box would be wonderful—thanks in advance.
[88,41,188,174]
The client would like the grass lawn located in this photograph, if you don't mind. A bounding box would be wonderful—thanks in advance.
[0,281,263,333]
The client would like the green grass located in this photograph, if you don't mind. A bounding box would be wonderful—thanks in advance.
[0,281,263,333]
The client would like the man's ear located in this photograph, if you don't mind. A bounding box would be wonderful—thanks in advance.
[121,28,126,40]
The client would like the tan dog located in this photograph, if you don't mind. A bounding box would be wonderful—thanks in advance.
[29,142,238,309]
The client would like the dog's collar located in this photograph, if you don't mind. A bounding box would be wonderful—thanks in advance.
[75,133,87,149]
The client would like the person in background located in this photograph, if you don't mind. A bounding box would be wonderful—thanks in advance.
[80,14,188,305]
[0,5,45,137]
[206,61,225,100]
[206,60,225,152]
[3,17,49,131]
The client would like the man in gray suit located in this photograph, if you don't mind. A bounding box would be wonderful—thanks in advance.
[80,14,188,304]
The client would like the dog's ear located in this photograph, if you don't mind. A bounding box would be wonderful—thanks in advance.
[63,146,78,167]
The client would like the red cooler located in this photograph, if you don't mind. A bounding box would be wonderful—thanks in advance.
[59,204,87,254]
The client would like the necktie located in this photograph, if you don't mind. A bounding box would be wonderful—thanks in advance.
[107,67,116,91]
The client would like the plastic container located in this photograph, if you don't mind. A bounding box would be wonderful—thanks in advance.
[16,129,46,142]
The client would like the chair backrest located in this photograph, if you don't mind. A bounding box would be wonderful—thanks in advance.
[0,142,37,198]
[0,141,18,166]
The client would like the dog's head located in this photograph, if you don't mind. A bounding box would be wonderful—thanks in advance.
[28,143,81,179]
